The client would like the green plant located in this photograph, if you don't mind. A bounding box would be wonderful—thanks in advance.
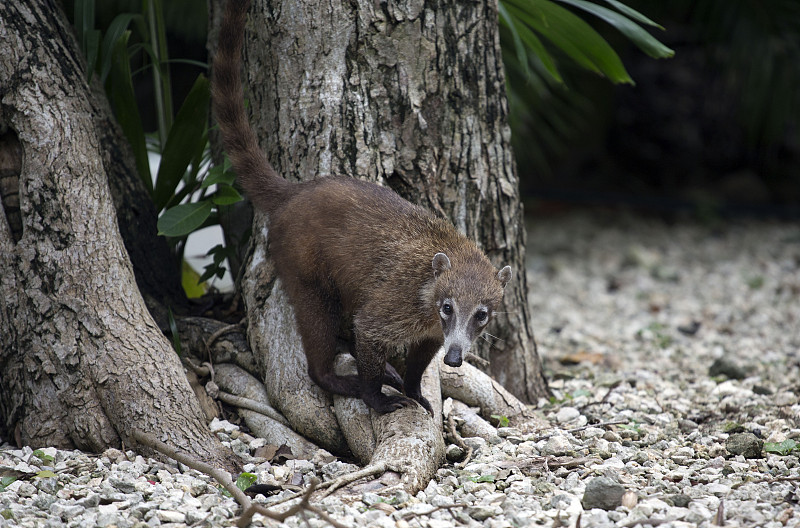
[498,0,674,177]
[0,476,16,492]
[464,474,496,484]
[235,472,258,491]
[491,414,511,427]
[764,439,797,456]
[619,420,641,433]
[32,449,55,463]
[72,0,241,292]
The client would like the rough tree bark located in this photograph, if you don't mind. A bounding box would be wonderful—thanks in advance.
[0,0,237,471]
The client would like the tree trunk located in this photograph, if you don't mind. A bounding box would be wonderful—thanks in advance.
[219,0,547,403]
[0,0,237,471]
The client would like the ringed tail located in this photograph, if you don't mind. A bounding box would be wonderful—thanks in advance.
[212,0,289,212]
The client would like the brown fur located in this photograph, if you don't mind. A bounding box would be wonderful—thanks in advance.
[213,0,511,414]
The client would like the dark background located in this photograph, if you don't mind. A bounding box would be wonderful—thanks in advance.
[71,0,800,219]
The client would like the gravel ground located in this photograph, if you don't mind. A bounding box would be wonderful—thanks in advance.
[2,212,799,527]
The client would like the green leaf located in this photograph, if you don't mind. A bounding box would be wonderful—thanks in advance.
[491,414,510,428]
[211,186,243,206]
[84,29,101,80]
[600,0,664,29]
[500,2,563,84]
[109,31,152,193]
[32,450,54,463]
[554,0,675,59]
[100,14,142,84]
[153,75,210,211]
[35,470,57,479]
[1,509,12,520]
[504,0,633,84]
[157,201,213,237]
[764,439,797,456]
[236,472,258,491]
[201,159,235,188]
[476,475,496,483]
[0,476,17,491]
[74,0,95,52]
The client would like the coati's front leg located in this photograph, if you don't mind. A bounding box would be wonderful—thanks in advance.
[354,335,417,413]
[403,338,441,415]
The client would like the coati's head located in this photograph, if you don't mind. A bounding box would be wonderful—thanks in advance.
[432,252,512,367]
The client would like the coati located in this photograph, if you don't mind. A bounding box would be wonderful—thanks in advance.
[213,0,512,414]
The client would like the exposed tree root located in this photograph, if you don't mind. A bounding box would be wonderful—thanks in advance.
[212,363,320,459]
[444,398,501,444]
[441,360,528,420]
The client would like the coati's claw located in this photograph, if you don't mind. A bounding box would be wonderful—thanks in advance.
[416,396,434,416]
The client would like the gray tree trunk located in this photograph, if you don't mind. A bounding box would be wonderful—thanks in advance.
[0,0,237,471]
[216,0,547,403]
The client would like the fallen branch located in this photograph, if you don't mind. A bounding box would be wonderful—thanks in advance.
[445,411,473,468]
[132,430,250,507]
[238,478,349,528]
[132,430,345,528]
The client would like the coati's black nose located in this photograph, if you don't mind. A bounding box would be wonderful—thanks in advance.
[444,345,463,367]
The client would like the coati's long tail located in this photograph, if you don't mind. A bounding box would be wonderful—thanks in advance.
[213,0,289,212]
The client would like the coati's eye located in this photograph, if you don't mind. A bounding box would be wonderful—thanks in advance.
[475,310,488,323]
[441,303,453,316]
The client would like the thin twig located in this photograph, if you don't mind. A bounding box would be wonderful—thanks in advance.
[533,420,628,442]
[578,380,622,412]
[317,463,388,498]
[205,322,242,360]
[131,431,251,508]
[400,503,466,520]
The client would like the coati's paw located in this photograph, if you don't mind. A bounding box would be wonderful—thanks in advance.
[364,393,416,414]
[382,364,404,392]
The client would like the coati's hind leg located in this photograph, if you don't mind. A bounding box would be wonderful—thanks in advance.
[354,335,417,414]
[403,339,441,415]
[291,288,360,398]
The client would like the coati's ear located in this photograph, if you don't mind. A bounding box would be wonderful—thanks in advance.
[497,266,512,287]
[432,252,451,277]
